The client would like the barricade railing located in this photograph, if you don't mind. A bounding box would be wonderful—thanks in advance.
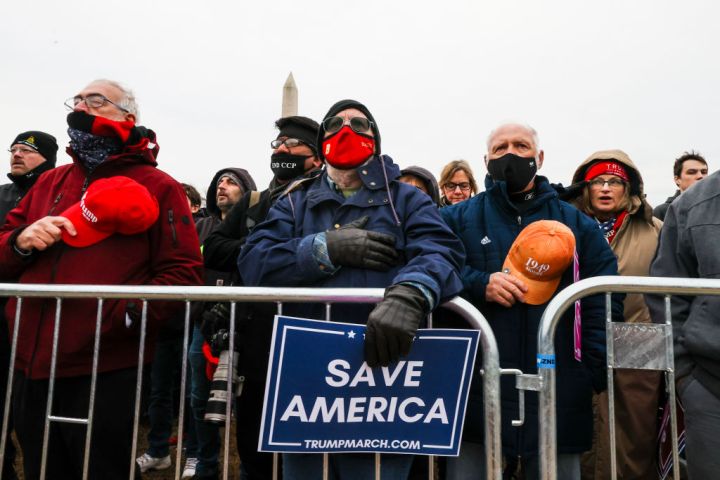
[0,284,502,480]
[526,275,720,480]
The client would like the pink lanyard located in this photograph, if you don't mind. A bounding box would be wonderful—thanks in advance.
[573,249,582,362]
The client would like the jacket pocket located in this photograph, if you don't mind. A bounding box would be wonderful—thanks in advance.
[690,225,720,276]
[683,296,720,362]
[167,209,178,248]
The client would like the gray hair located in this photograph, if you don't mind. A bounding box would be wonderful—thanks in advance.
[89,79,140,121]
[486,122,540,152]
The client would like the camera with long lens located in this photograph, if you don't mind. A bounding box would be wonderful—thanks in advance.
[204,344,244,424]
[201,303,244,423]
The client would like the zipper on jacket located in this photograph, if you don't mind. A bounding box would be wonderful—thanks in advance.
[47,193,64,216]
[168,209,178,247]
[517,215,522,225]
[81,177,90,195]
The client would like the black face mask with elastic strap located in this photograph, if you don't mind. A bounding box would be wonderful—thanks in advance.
[487,153,538,193]
[270,153,311,181]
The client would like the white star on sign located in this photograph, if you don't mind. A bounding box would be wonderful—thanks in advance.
[347,330,356,339]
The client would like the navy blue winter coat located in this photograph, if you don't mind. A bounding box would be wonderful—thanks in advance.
[440,175,622,457]
[238,155,465,324]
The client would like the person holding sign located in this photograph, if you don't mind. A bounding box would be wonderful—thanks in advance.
[440,123,622,479]
[238,99,465,479]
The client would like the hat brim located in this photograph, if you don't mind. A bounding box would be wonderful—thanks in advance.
[60,202,113,248]
[502,259,562,306]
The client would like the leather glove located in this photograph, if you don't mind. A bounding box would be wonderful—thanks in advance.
[364,284,429,368]
[326,216,399,271]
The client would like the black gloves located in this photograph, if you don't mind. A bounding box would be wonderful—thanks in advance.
[364,284,429,368]
[200,303,238,357]
[326,216,399,271]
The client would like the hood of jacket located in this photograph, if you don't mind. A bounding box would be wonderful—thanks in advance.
[570,149,654,223]
[205,167,257,218]
[400,165,440,206]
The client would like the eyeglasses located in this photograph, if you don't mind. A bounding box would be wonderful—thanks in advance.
[322,116,373,135]
[443,182,471,192]
[8,147,38,155]
[588,178,626,189]
[64,94,129,113]
[271,138,305,149]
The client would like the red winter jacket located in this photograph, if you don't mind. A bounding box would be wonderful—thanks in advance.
[0,136,203,379]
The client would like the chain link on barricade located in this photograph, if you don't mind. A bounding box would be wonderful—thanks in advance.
[525,275,720,480]
[0,284,503,480]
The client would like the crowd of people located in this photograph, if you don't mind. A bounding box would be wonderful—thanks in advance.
[0,78,716,480]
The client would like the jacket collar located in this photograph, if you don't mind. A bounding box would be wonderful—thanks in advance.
[485,174,558,214]
[305,155,401,209]
[6,160,54,193]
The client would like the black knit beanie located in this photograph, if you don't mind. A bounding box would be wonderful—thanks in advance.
[316,99,381,160]
[11,131,59,166]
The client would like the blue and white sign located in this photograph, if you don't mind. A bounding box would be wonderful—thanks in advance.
[259,316,480,456]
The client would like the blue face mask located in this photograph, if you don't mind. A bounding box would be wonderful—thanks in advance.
[487,153,538,193]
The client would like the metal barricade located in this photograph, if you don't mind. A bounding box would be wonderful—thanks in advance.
[0,284,503,480]
[527,275,720,480]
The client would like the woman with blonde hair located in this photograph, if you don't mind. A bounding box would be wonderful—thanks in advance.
[439,159,478,206]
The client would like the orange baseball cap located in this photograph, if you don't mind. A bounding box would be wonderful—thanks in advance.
[502,220,576,305]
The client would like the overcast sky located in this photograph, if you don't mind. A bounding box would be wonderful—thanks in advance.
[2,0,718,207]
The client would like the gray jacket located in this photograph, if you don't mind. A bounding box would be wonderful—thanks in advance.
[648,170,720,399]
[652,189,680,221]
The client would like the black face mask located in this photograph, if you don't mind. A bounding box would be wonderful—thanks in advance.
[487,153,538,193]
[271,153,311,181]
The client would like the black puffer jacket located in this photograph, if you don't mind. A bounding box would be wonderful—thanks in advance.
[203,169,323,379]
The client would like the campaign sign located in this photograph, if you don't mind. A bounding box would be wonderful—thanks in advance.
[259,316,480,456]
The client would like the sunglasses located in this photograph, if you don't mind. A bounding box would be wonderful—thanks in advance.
[322,116,373,135]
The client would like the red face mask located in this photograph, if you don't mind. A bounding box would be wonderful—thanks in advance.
[322,126,375,169]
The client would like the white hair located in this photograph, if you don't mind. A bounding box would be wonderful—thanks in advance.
[486,122,540,152]
[89,78,140,121]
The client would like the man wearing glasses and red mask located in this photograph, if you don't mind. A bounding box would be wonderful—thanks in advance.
[0,79,203,480]
[238,99,465,479]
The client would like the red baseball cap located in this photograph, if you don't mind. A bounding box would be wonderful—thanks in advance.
[61,176,159,247]
[502,220,576,305]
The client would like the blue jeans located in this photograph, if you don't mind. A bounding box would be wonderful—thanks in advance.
[283,453,413,480]
[147,337,181,458]
[446,441,580,480]
[189,325,220,475]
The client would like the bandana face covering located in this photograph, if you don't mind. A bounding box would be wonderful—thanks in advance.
[67,111,134,172]
[68,127,122,172]
[322,126,375,170]
[271,153,311,180]
[487,152,538,193]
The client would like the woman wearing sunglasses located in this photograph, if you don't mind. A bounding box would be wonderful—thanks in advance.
[439,160,478,206]
[238,99,465,480]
